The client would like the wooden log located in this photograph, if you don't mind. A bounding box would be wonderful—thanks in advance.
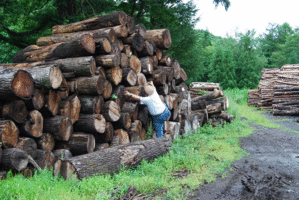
[148,69,166,85]
[122,45,133,57]
[95,37,112,54]
[120,53,129,68]
[171,60,181,79]
[66,133,95,155]
[206,96,229,111]
[137,73,147,87]
[121,102,139,120]
[189,113,200,132]
[36,133,55,151]
[135,24,146,37]
[35,149,55,170]
[192,89,224,103]
[0,68,35,100]
[43,116,73,141]
[129,55,141,74]
[121,68,137,86]
[112,25,128,38]
[140,57,154,75]
[111,85,126,108]
[207,103,222,114]
[165,93,179,110]
[104,122,114,143]
[150,56,158,68]
[126,16,136,35]
[0,120,19,149]
[211,118,224,127]
[191,99,206,111]
[175,68,188,85]
[52,11,127,34]
[113,113,131,131]
[169,79,176,93]
[272,109,299,116]
[193,109,209,124]
[57,77,69,99]
[156,48,162,60]
[95,143,110,151]
[95,54,120,68]
[189,82,220,90]
[79,95,104,114]
[106,66,122,85]
[68,94,81,123]
[125,86,146,101]
[129,120,142,142]
[15,137,37,159]
[159,54,172,66]
[157,84,169,96]
[95,66,106,79]
[1,148,28,171]
[0,171,6,180]
[102,101,121,122]
[73,114,106,134]
[121,33,145,52]
[73,75,106,95]
[209,111,234,123]
[143,29,171,50]
[164,121,180,140]
[22,110,43,138]
[2,100,28,123]
[138,106,149,126]
[25,89,44,110]
[13,35,95,63]
[138,41,154,57]
[41,90,61,117]
[102,80,113,99]
[59,100,71,118]
[54,138,172,179]
[111,129,130,146]
[53,149,72,160]
[157,66,174,82]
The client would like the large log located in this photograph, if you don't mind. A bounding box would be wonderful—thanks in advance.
[52,11,127,34]
[143,29,172,50]
[121,102,139,120]
[78,95,104,114]
[112,25,128,38]
[129,120,142,142]
[43,116,73,141]
[171,60,181,79]
[122,45,133,57]
[121,33,145,52]
[148,69,166,85]
[209,111,234,123]
[36,133,55,151]
[159,54,172,66]
[0,120,19,148]
[207,103,222,114]
[157,66,174,82]
[57,77,70,99]
[272,109,299,116]
[41,90,61,117]
[122,68,137,86]
[95,37,112,54]
[125,86,145,101]
[165,93,179,110]
[95,66,106,79]
[140,57,154,75]
[103,122,114,143]
[164,121,180,140]
[206,96,229,111]
[73,114,106,134]
[22,110,43,138]
[102,101,121,122]
[26,89,44,110]
[103,79,112,99]
[68,94,81,123]
[94,143,110,151]
[72,75,106,95]
[2,64,63,89]
[1,148,28,171]
[126,16,136,35]
[55,138,171,179]
[138,41,154,57]
[120,53,129,68]
[111,85,126,108]
[129,55,141,74]
[95,54,120,68]
[106,66,122,85]
[157,84,169,96]
[138,105,148,126]
[137,73,147,87]
[191,89,224,109]
[111,129,130,146]
[189,82,220,91]
[0,68,34,100]
[2,100,28,123]
[113,112,131,131]
[66,133,95,155]
[13,35,95,63]
[15,137,37,159]
[150,55,158,67]
[135,24,146,37]
[35,149,55,170]
[175,68,188,85]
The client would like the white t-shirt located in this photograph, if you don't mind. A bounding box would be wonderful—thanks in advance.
[140,90,166,116]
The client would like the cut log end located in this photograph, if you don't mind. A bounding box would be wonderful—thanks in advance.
[49,66,63,89]
[59,117,73,141]
[95,114,106,133]
[81,34,96,54]
[13,70,35,99]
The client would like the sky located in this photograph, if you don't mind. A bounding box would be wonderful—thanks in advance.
[189,0,299,38]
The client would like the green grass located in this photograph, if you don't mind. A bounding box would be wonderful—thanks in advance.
[0,88,279,200]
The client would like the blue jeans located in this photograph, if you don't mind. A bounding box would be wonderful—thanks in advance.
[152,103,171,138]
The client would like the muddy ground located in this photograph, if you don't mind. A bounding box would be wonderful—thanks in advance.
[188,112,299,200]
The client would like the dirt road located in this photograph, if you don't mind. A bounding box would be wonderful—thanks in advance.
[188,112,299,200]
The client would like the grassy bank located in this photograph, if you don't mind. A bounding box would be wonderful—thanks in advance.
[0,89,276,200]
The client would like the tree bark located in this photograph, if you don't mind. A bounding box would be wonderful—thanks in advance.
[43,116,73,141]
[1,148,28,171]
[122,68,137,86]
[13,35,95,63]
[140,57,154,75]
[129,55,141,74]
[36,133,55,151]
[135,24,146,37]
[150,56,158,68]
[165,93,179,110]
[66,133,95,155]
[112,25,128,38]
[122,45,133,58]
[192,89,224,103]
[52,11,127,34]
[22,110,43,138]
[95,54,120,68]
[175,68,188,85]
[35,149,55,170]
[156,49,162,60]
[129,120,142,142]
[206,96,229,111]
[157,84,169,96]
[78,95,104,114]
[95,143,110,151]
[103,122,114,143]
[148,69,166,85]
[157,66,174,82]
[126,16,136,35]
[171,60,181,79]
[189,82,220,91]
[113,112,131,131]
[15,137,37,159]
[106,66,123,85]
[0,120,19,149]
[73,114,106,134]
[2,100,28,123]
[207,103,222,114]
[138,105,148,126]
[55,138,171,179]
[0,68,35,100]
[121,33,145,52]
[95,66,106,79]
[102,101,121,122]
[138,41,154,57]
[143,29,172,50]
[73,75,106,95]
[121,102,139,121]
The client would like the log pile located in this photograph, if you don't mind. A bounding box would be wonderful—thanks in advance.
[0,11,195,179]
[188,82,234,128]
[249,64,299,116]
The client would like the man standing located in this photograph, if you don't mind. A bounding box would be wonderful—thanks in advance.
[124,81,171,138]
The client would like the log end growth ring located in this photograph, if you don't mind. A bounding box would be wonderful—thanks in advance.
[95,114,106,133]
[50,66,63,89]
[13,70,35,99]
[81,35,96,54]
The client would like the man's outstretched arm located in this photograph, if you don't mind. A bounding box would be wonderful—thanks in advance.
[125,91,141,101]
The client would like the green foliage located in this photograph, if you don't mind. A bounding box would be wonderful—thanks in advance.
[111,94,118,99]
[146,120,153,139]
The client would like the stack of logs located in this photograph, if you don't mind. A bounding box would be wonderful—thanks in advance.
[248,64,299,116]
[187,82,234,128]
[0,11,198,180]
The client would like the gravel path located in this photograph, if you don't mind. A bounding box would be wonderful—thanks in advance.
[188,112,299,200]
